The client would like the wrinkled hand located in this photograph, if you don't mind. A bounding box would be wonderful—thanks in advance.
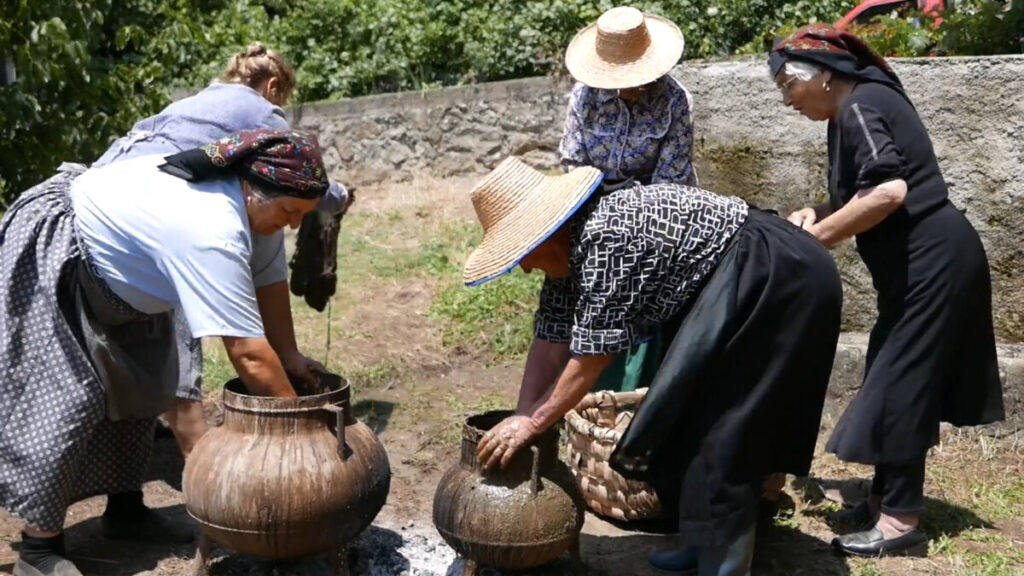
[787,207,817,231]
[477,415,541,471]
[281,351,326,391]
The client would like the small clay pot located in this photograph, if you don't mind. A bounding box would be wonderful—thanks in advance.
[433,410,585,576]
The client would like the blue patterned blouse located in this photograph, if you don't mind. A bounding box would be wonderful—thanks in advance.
[558,76,696,186]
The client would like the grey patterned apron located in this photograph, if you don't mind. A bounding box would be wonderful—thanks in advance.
[0,165,174,531]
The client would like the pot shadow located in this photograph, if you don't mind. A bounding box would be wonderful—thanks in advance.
[796,476,994,538]
[352,399,396,435]
[145,431,186,491]
[6,503,196,576]
[197,525,411,575]
[573,523,852,576]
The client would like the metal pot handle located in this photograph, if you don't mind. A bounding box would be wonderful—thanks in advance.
[323,403,348,461]
[530,445,541,496]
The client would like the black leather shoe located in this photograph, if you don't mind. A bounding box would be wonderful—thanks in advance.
[831,526,929,557]
[827,501,873,528]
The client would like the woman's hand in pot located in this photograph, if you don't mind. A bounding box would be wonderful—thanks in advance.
[787,207,817,231]
[478,415,541,471]
[281,351,326,389]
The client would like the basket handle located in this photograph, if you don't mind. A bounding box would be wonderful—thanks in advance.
[596,391,617,428]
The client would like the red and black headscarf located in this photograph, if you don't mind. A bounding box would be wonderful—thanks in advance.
[769,24,905,96]
[159,129,329,198]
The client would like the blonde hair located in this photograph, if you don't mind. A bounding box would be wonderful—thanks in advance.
[220,43,296,105]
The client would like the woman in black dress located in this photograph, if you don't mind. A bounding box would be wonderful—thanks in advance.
[769,25,1004,556]
[464,156,843,575]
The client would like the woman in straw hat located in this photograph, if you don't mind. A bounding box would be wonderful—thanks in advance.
[559,6,695,395]
[0,129,328,576]
[469,156,843,576]
[770,25,1003,557]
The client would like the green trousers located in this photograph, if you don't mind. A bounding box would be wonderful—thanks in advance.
[593,333,667,392]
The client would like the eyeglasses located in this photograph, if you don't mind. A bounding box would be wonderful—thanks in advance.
[778,76,799,97]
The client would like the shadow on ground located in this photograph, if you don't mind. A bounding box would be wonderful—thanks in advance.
[202,525,413,575]
[147,433,186,491]
[353,399,397,435]
[42,503,195,576]
[798,475,994,539]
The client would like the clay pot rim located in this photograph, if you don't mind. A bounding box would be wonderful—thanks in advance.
[222,373,351,414]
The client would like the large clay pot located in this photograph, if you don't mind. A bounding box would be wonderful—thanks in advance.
[183,373,390,575]
[433,411,585,576]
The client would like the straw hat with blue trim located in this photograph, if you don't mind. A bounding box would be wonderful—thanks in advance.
[463,157,603,286]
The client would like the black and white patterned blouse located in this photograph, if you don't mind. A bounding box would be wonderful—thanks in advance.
[534,183,748,355]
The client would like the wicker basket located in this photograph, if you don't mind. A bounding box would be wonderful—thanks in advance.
[564,388,661,522]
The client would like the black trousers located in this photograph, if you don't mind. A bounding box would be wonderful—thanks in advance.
[870,459,926,515]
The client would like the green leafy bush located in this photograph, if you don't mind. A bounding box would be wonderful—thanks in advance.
[1,0,1020,206]
[849,0,1022,57]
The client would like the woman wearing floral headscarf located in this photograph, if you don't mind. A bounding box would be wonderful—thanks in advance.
[558,6,696,394]
[0,129,328,576]
[769,25,1004,557]
[95,42,351,460]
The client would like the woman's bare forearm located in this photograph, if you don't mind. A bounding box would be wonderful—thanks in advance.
[527,354,613,432]
[221,336,297,397]
[811,179,907,248]
[517,337,571,414]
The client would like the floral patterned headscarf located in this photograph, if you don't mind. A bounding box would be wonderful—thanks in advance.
[769,24,905,96]
[159,129,329,198]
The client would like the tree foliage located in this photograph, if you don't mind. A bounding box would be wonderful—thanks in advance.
[1,0,1020,205]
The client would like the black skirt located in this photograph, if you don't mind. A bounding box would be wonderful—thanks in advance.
[825,202,1004,465]
[611,209,843,546]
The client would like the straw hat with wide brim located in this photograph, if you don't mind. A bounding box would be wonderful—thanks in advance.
[565,6,684,90]
[463,157,603,286]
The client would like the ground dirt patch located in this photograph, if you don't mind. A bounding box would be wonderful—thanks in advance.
[2,177,1021,576]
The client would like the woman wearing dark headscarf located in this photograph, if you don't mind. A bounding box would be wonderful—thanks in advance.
[769,25,1004,556]
[0,129,329,576]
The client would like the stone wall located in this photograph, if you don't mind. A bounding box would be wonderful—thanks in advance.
[288,55,1024,343]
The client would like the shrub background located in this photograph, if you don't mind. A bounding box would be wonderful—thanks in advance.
[1,0,1020,204]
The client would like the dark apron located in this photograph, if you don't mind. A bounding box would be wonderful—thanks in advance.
[74,259,179,421]
[610,210,843,546]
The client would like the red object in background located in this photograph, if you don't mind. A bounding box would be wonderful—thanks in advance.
[836,0,946,29]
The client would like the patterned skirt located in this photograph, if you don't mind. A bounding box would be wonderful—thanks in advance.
[0,167,156,531]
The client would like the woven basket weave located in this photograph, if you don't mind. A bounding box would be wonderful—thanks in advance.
[564,388,661,521]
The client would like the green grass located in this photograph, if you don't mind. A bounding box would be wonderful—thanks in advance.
[430,268,544,362]
[849,563,885,576]
[332,204,547,364]
[932,530,1024,576]
[344,359,403,392]
[337,211,480,283]
[200,338,236,393]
